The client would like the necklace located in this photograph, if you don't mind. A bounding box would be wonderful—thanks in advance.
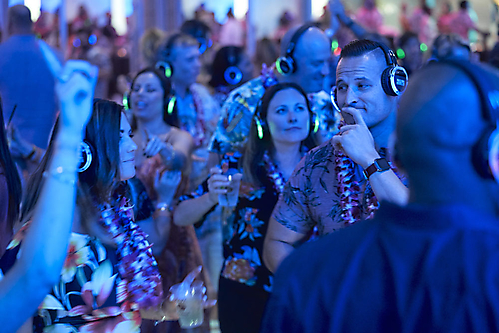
[263,151,286,194]
[99,195,163,310]
[334,123,379,224]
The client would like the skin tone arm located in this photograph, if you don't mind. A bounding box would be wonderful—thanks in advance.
[329,0,368,39]
[138,170,181,254]
[332,108,408,205]
[144,129,194,171]
[0,60,97,332]
[173,167,231,226]
[263,216,308,273]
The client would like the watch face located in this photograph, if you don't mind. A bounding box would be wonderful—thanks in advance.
[376,158,390,171]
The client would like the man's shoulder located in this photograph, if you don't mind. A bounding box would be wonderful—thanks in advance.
[223,77,264,108]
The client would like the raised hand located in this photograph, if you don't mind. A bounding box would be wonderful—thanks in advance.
[39,40,98,136]
[331,107,380,168]
[154,170,182,204]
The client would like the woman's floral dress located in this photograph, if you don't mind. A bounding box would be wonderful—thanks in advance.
[178,152,278,333]
[0,224,142,332]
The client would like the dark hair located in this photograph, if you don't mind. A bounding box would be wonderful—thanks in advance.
[398,32,420,49]
[180,20,211,41]
[209,46,244,88]
[340,39,389,61]
[0,100,22,229]
[8,5,33,30]
[242,83,317,186]
[129,67,178,128]
[21,100,125,229]
[460,1,468,10]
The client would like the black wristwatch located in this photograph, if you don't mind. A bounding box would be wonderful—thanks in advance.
[363,158,390,179]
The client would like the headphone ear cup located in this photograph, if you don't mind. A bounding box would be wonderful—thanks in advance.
[473,127,499,181]
[381,67,397,96]
[79,141,95,173]
[123,91,130,110]
[489,127,499,182]
[156,61,174,78]
[224,66,243,85]
[310,112,319,134]
[276,57,294,76]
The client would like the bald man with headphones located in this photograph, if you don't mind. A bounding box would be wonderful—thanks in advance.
[208,23,339,164]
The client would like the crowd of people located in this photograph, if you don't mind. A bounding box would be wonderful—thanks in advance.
[1,1,499,333]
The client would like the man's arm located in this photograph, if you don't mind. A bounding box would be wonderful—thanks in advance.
[263,216,306,273]
[332,108,409,206]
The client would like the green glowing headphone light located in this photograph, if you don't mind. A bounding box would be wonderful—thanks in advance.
[396,48,406,59]
[255,117,264,140]
[167,96,176,114]
[164,67,172,78]
[275,59,284,76]
[123,94,129,110]
[420,43,428,52]
[331,40,339,52]
[313,116,319,133]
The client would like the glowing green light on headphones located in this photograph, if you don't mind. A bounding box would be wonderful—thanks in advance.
[255,117,264,140]
[420,43,428,52]
[275,60,284,76]
[123,94,129,110]
[164,67,172,78]
[167,96,176,114]
[331,40,339,51]
[313,116,319,133]
[396,48,406,59]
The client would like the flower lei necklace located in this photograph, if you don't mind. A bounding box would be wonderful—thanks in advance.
[334,123,379,224]
[99,196,163,310]
[263,151,286,194]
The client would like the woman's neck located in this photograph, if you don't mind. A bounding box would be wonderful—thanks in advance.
[271,142,303,180]
[136,119,170,136]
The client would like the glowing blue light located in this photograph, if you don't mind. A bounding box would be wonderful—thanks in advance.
[88,34,97,45]
[73,38,81,48]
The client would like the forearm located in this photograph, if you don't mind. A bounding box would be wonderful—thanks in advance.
[173,193,216,226]
[263,237,295,274]
[368,170,409,206]
[0,127,81,331]
[337,13,367,38]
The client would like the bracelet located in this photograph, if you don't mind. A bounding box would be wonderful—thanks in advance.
[43,166,77,185]
[155,202,170,212]
[154,299,168,325]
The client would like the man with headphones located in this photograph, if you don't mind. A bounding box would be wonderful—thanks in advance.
[208,23,338,163]
[260,60,499,333]
[264,39,409,273]
[156,32,220,189]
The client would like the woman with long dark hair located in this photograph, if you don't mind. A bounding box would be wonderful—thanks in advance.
[174,82,318,333]
[1,96,188,332]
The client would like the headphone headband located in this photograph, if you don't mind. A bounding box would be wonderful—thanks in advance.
[377,42,397,67]
[437,59,499,123]
[285,23,316,59]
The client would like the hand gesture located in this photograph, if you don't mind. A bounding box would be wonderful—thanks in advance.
[169,266,217,308]
[329,0,347,18]
[143,130,170,159]
[331,108,380,168]
[154,170,182,204]
[207,167,232,205]
[39,40,98,136]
